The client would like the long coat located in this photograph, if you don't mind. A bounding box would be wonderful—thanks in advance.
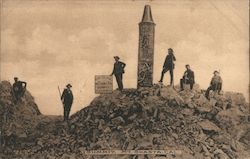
[61,89,73,106]
[163,53,176,69]
[183,69,195,83]
[13,81,26,93]
[112,61,126,75]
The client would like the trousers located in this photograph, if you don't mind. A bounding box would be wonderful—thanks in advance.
[159,68,174,85]
[64,103,72,121]
[115,73,123,91]
[205,83,222,99]
[180,78,194,90]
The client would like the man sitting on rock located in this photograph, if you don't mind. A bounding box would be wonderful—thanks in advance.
[12,77,27,103]
[180,64,195,91]
[205,71,223,100]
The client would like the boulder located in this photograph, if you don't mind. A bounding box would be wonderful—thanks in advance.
[198,120,220,133]
[111,116,125,125]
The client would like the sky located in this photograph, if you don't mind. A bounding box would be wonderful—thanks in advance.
[1,0,249,115]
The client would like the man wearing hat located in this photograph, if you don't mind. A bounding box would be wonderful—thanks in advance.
[110,56,126,91]
[61,84,74,121]
[12,77,27,103]
[205,71,223,99]
[180,64,195,91]
[159,48,176,85]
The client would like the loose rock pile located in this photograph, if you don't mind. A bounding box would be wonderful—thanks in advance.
[0,81,249,159]
[0,81,41,148]
[0,81,61,158]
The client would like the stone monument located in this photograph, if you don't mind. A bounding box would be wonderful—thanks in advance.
[137,5,155,88]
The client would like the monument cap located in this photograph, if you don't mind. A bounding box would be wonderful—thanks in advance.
[141,5,154,23]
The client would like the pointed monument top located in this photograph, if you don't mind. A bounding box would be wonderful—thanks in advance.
[141,5,154,23]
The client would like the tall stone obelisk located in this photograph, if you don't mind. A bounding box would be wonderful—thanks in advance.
[137,5,155,88]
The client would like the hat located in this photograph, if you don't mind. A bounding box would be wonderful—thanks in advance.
[14,77,18,80]
[114,56,120,60]
[168,48,173,52]
[185,64,190,67]
[66,84,72,88]
[214,70,219,74]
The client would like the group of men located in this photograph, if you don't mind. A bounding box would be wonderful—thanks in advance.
[111,48,223,100]
[158,48,223,99]
[12,48,223,121]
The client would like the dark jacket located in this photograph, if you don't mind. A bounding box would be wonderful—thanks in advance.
[163,53,176,69]
[210,75,222,86]
[183,69,195,83]
[13,81,27,92]
[61,89,73,105]
[112,61,126,75]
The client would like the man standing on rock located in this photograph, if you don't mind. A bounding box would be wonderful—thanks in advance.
[180,64,195,91]
[110,56,126,91]
[12,77,27,103]
[205,71,223,100]
[159,48,176,86]
[61,84,74,121]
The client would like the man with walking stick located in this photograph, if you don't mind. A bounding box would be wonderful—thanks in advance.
[59,84,74,121]
[159,48,176,86]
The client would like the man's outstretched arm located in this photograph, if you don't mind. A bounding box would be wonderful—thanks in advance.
[61,89,66,100]
[172,54,176,61]
[110,65,115,76]
[21,81,27,89]
[121,62,126,68]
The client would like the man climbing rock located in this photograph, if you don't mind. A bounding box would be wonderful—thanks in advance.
[110,56,126,91]
[180,64,195,91]
[12,77,27,103]
[159,48,176,85]
[205,71,223,100]
[61,84,74,121]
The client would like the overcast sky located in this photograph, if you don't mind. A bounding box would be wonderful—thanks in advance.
[1,0,249,115]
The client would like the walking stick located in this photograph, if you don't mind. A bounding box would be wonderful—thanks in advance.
[171,53,176,90]
[58,86,63,107]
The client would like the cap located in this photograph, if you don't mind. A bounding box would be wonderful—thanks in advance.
[114,56,120,60]
[66,84,72,88]
[214,70,219,74]
[168,48,173,52]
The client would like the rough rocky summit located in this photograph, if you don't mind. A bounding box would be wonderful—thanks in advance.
[0,81,249,159]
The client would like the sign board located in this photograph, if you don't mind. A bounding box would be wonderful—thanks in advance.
[95,75,113,94]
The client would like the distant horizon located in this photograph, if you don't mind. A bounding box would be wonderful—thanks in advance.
[1,0,249,115]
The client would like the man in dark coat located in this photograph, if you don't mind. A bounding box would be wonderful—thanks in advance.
[159,48,176,85]
[61,84,74,121]
[205,71,223,100]
[12,77,27,103]
[110,56,126,91]
[180,64,195,91]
